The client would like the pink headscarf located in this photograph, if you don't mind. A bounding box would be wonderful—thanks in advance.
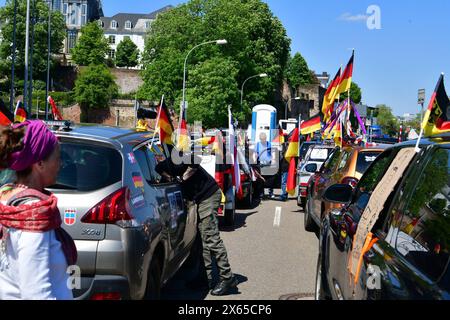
[8,120,58,171]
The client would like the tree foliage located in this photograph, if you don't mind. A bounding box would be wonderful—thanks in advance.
[0,0,65,81]
[285,52,315,90]
[339,82,362,104]
[375,104,399,137]
[115,37,139,69]
[71,21,109,66]
[74,65,118,122]
[139,0,291,126]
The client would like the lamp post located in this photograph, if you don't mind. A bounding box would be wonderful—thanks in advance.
[45,0,53,120]
[9,0,18,112]
[180,39,227,123]
[240,73,268,109]
[285,96,300,120]
[23,0,31,113]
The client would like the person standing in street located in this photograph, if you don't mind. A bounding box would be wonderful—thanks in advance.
[279,141,290,202]
[155,150,238,296]
[254,132,274,199]
[0,120,77,300]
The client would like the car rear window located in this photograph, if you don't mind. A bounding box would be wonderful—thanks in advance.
[356,151,382,174]
[309,148,331,161]
[55,142,122,191]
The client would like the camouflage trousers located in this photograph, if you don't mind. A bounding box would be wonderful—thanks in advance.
[197,189,233,282]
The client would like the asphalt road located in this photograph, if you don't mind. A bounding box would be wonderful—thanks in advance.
[161,189,319,300]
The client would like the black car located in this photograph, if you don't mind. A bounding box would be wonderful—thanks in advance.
[316,136,450,300]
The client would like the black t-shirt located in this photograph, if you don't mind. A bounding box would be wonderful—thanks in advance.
[155,155,219,204]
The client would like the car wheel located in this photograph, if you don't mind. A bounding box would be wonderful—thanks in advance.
[315,238,331,300]
[224,208,235,226]
[304,196,316,232]
[244,184,253,208]
[297,187,302,206]
[144,257,162,300]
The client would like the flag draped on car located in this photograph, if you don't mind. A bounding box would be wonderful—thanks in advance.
[48,96,63,121]
[285,127,299,196]
[14,101,27,123]
[300,115,321,135]
[422,74,450,136]
[228,106,241,192]
[156,97,174,145]
[0,99,13,126]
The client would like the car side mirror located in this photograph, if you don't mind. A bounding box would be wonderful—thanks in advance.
[305,163,318,173]
[323,184,353,204]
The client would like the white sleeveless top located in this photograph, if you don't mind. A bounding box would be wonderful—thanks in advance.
[0,199,73,300]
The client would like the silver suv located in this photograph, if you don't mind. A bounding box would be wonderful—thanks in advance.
[1,124,198,300]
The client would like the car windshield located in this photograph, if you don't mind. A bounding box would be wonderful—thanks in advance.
[300,143,315,159]
[356,151,382,174]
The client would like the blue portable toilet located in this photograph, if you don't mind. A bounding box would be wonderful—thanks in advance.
[251,104,277,144]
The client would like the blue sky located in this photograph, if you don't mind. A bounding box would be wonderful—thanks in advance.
[2,0,449,116]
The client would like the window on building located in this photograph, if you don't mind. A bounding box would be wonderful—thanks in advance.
[108,49,116,59]
[145,21,152,29]
[125,21,132,29]
[111,20,118,29]
[98,20,104,28]
[63,3,68,23]
[81,4,87,26]
[109,35,116,44]
[67,30,77,52]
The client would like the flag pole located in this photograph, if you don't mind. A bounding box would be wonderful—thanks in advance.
[150,95,164,150]
[414,72,444,153]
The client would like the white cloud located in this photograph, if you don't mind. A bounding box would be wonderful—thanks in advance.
[338,13,369,22]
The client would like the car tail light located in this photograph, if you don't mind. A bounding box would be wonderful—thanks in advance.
[341,176,359,188]
[81,187,132,224]
[90,292,121,300]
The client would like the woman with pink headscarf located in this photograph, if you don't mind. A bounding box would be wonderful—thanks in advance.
[0,120,76,300]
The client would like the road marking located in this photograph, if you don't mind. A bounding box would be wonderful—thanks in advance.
[274,207,282,227]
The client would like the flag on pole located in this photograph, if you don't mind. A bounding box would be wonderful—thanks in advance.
[335,51,354,96]
[176,112,190,152]
[272,126,285,143]
[300,115,322,135]
[156,97,174,145]
[14,101,27,123]
[228,106,241,192]
[48,96,63,120]
[322,68,341,122]
[422,74,450,136]
[0,99,13,126]
[285,127,299,196]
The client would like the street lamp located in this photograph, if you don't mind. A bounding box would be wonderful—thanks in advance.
[240,73,268,108]
[181,39,228,123]
[285,96,300,120]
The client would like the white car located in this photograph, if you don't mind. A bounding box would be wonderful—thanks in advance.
[297,145,335,208]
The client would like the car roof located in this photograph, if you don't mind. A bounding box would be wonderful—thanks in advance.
[51,123,157,148]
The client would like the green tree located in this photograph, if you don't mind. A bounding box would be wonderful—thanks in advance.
[186,57,239,127]
[115,38,140,69]
[285,52,315,91]
[139,0,291,126]
[339,82,362,104]
[0,0,65,82]
[74,65,118,122]
[375,104,399,137]
[71,21,109,66]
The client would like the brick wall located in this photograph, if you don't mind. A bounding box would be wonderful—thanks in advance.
[110,69,143,94]
[62,99,156,128]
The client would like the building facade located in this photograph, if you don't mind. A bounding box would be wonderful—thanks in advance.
[100,6,172,67]
[46,0,104,55]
